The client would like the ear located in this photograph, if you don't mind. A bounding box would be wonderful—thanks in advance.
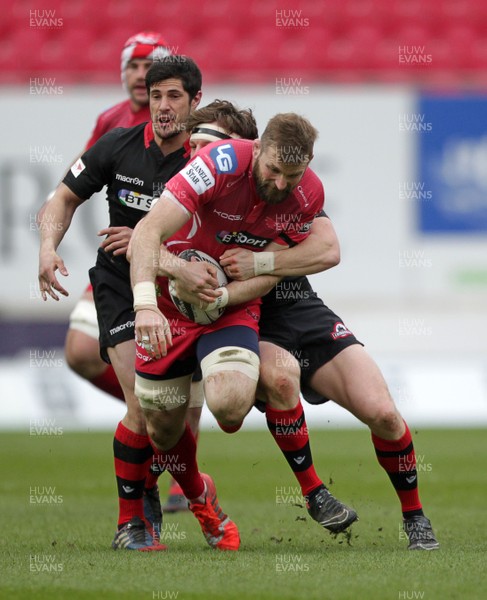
[191,90,202,110]
[252,139,261,160]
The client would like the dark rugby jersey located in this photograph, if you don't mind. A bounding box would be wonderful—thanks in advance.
[63,122,188,278]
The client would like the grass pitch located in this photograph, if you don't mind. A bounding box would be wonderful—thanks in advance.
[0,427,485,600]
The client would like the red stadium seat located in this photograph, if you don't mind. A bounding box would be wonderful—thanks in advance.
[0,0,485,85]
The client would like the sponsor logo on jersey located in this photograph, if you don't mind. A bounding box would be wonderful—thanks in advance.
[216,230,271,248]
[295,185,310,208]
[331,322,353,340]
[210,143,238,174]
[70,158,85,178]
[117,189,154,212]
[181,156,215,195]
[213,209,243,221]
[115,173,145,186]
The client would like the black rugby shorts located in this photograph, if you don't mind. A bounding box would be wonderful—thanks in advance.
[89,265,135,363]
[259,293,362,405]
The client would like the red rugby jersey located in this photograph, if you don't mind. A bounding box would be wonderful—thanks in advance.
[163,139,324,261]
[85,100,151,150]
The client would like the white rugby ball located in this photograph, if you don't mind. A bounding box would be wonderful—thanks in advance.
[168,249,228,324]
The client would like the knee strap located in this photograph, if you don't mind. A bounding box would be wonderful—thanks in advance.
[200,346,260,382]
[135,373,191,411]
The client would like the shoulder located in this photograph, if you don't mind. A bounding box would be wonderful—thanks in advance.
[96,99,132,125]
[84,124,145,165]
[98,122,146,145]
[195,139,253,177]
[292,168,324,203]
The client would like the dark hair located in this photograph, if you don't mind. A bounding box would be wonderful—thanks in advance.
[145,55,202,99]
[186,99,259,140]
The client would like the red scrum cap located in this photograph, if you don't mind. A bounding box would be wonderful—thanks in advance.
[120,31,172,78]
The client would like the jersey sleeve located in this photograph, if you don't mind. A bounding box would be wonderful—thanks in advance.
[162,153,218,215]
[62,129,120,199]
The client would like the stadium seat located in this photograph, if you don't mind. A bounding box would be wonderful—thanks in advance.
[1,0,485,85]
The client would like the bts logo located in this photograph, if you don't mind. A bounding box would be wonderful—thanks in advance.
[210,143,238,174]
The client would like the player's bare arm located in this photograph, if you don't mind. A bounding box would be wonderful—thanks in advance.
[37,183,85,301]
[171,273,279,309]
[220,216,340,280]
[131,195,218,358]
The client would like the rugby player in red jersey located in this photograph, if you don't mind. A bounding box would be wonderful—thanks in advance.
[129,113,358,546]
[174,107,438,550]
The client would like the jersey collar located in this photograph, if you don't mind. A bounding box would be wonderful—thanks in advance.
[144,122,154,148]
[144,122,190,158]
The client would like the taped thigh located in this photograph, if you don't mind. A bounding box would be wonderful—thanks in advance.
[135,373,192,411]
[68,299,99,339]
[188,380,205,408]
[200,346,260,382]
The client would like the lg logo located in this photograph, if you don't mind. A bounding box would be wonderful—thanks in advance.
[211,144,238,174]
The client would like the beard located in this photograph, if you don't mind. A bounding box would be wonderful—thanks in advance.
[153,117,184,142]
[252,160,292,205]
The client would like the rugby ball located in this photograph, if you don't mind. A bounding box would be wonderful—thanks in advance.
[168,249,228,324]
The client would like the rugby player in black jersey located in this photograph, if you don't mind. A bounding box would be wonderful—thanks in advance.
[38,57,206,551]
[218,225,439,551]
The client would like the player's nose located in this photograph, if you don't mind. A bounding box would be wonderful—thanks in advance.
[157,96,171,111]
[274,175,287,190]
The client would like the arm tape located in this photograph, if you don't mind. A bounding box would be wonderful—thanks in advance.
[254,252,275,276]
[206,287,229,311]
[133,281,157,311]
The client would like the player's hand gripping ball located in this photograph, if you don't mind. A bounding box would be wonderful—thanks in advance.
[168,249,228,324]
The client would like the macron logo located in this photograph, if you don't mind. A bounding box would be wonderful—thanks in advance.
[293,456,305,465]
[122,485,135,494]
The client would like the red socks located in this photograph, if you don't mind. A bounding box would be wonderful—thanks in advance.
[266,401,322,497]
[113,422,153,527]
[151,424,204,501]
[372,421,423,517]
